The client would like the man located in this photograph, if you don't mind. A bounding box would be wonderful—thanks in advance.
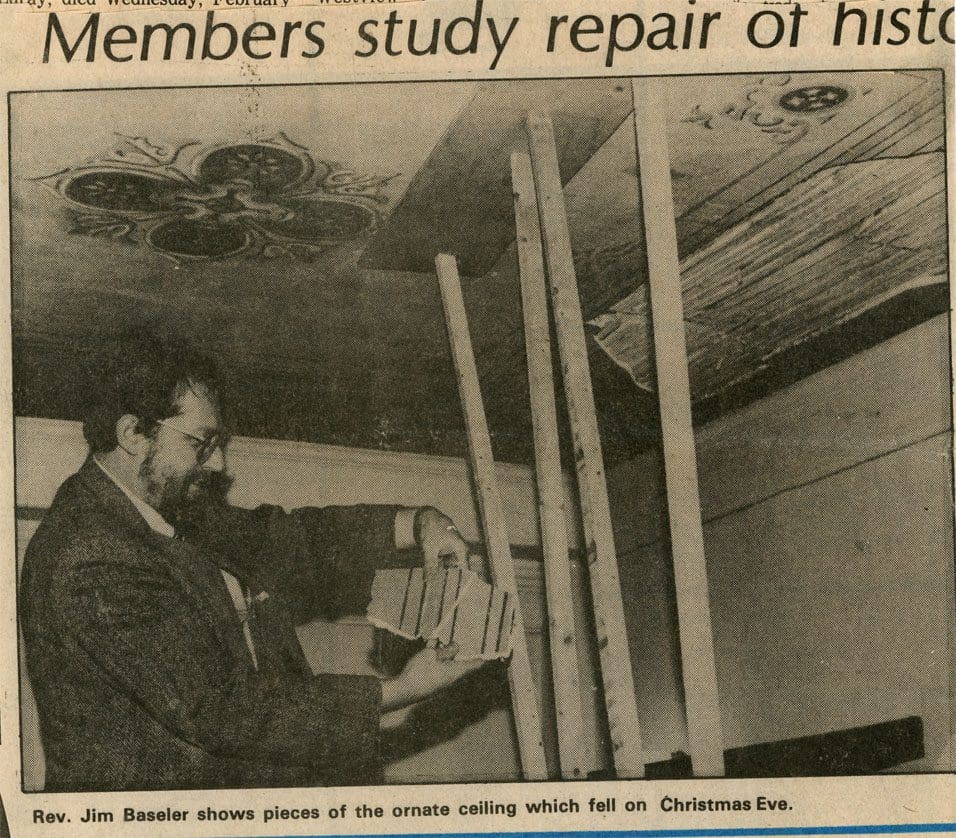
[20,331,482,791]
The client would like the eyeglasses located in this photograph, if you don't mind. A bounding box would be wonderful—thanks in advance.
[155,419,228,465]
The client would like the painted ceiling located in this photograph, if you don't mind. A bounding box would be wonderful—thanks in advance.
[10,71,948,465]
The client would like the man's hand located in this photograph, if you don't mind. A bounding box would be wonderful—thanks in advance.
[415,507,470,574]
[380,645,485,712]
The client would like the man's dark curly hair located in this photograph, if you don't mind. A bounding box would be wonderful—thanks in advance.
[81,330,220,453]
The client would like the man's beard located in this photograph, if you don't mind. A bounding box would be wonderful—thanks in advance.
[140,445,234,534]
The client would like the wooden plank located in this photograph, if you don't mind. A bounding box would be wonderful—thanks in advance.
[631,77,725,777]
[526,113,645,778]
[434,253,549,780]
[511,151,587,779]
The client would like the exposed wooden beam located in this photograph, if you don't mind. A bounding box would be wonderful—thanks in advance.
[631,77,725,777]
[511,151,587,779]
[434,253,549,780]
[526,113,645,778]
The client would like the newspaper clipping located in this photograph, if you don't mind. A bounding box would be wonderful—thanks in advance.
[0,0,953,835]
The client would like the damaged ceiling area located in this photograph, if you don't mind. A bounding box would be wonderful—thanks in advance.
[9,71,948,465]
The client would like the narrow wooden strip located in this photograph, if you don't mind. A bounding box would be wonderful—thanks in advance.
[444,570,464,647]
[834,91,944,165]
[435,253,549,780]
[512,150,587,780]
[631,77,725,777]
[403,570,425,637]
[412,567,429,637]
[397,568,414,631]
[480,584,495,655]
[911,133,946,155]
[870,105,945,159]
[526,114,645,778]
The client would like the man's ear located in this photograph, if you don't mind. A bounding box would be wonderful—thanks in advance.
[114,414,149,456]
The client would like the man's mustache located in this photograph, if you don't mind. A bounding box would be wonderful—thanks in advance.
[188,468,235,500]
[166,469,235,541]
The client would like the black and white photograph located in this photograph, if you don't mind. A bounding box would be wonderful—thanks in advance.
[8,71,953,795]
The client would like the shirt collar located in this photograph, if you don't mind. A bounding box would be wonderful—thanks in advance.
[92,457,176,538]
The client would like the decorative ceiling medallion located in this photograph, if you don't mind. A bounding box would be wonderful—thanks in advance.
[683,75,867,144]
[778,85,850,113]
[35,134,397,262]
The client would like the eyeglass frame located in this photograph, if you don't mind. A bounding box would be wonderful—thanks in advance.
[154,418,228,466]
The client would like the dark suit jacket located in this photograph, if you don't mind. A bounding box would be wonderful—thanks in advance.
[20,457,416,791]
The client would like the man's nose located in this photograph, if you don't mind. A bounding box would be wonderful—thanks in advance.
[205,445,225,472]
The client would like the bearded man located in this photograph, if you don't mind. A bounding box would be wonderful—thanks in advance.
[20,331,481,791]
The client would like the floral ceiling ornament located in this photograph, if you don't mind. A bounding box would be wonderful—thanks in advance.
[34,133,398,262]
[682,74,870,144]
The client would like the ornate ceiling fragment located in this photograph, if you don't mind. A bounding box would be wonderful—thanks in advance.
[35,132,395,262]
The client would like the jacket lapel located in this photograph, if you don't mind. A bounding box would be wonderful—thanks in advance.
[77,458,257,669]
[161,537,260,669]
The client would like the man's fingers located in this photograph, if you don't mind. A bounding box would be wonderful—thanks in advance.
[417,510,473,571]
[423,546,442,574]
[439,535,470,568]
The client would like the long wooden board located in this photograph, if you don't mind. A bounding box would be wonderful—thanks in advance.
[511,151,587,779]
[631,77,726,777]
[435,253,549,780]
[525,114,645,778]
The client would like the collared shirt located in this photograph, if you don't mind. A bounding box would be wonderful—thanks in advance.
[93,457,176,537]
[92,457,259,669]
